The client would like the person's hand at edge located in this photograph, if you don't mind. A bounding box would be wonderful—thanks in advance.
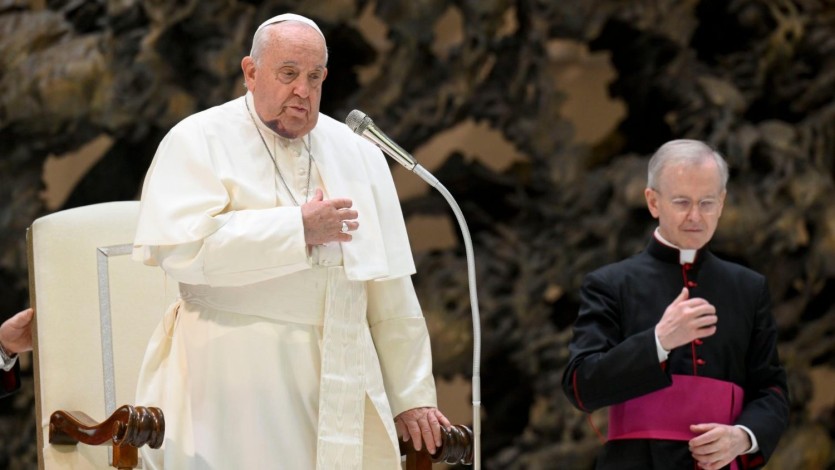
[0,308,34,354]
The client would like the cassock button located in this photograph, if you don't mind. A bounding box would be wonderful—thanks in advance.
[696,358,706,366]
[694,339,704,346]
[687,281,697,288]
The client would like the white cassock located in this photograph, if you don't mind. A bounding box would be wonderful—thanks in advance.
[132,92,438,469]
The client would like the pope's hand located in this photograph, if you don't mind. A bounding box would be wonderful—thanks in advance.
[394,407,452,455]
[301,189,359,245]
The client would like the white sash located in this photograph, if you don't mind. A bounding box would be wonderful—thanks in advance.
[316,267,368,469]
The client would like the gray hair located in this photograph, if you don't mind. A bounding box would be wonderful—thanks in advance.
[647,139,729,191]
[249,20,329,65]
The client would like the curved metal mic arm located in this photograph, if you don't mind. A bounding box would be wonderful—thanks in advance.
[413,166,482,470]
[345,110,418,171]
[346,110,482,469]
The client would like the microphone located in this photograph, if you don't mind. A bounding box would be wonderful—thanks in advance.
[345,109,483,469]
[345,110,418,172]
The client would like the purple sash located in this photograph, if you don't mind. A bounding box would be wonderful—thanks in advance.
[608,374,744,468]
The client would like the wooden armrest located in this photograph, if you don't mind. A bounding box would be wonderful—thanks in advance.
[49,405,164,469]
[401,424,474,469]
[49,404,164,448]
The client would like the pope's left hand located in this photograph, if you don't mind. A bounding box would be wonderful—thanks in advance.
[394,406,451,455]
[689,423,751,470]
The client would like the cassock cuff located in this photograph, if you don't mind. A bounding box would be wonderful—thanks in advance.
[654,330,670,362]
[0,342,18,371]
[736,424,759,454]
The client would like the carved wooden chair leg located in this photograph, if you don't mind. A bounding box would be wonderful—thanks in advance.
[112,445,138,470]
[49,405,164,469]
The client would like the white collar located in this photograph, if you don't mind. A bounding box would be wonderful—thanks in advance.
[654,228,697,265]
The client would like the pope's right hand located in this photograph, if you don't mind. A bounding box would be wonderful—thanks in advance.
[301,189,359,245]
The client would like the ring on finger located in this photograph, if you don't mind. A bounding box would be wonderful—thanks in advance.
[341,221,349,233]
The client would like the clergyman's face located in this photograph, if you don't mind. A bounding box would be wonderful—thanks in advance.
[241,22,327,138]
[644,159,726,250]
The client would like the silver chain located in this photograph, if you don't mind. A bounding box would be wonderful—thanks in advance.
[245,99,312,206]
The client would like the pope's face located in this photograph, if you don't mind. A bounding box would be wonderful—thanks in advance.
[645,159,726,250]
[242,22,327,139]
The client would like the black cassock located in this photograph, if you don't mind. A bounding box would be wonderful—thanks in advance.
[562,236,789,469]
[1,362,21,398]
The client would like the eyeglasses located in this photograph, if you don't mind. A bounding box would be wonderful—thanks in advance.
[653,190,721,215]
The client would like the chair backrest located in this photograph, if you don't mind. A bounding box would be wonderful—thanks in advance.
[27,201,176,469]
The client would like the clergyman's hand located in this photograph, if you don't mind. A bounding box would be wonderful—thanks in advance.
[689,423,751,470]
[0,308,34,354]
[301,189,359,245]
[394,407,452,455]
[655,287,717,351]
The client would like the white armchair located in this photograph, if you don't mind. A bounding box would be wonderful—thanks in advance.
[27,201,174,469]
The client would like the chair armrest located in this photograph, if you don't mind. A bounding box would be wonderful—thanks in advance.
[400,424,474,469]
[49,404,164,449]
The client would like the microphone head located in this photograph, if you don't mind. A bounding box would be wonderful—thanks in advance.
[345,109,373,135]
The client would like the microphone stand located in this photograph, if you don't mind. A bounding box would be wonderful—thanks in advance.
[344,110,481,468]
[411,165,482,470]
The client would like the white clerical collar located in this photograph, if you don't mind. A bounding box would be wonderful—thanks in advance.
[654,228,697,265]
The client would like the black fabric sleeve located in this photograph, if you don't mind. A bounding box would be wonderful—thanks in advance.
[562,271,671,412]
[0,362,21,398]
[735,278,789,463]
